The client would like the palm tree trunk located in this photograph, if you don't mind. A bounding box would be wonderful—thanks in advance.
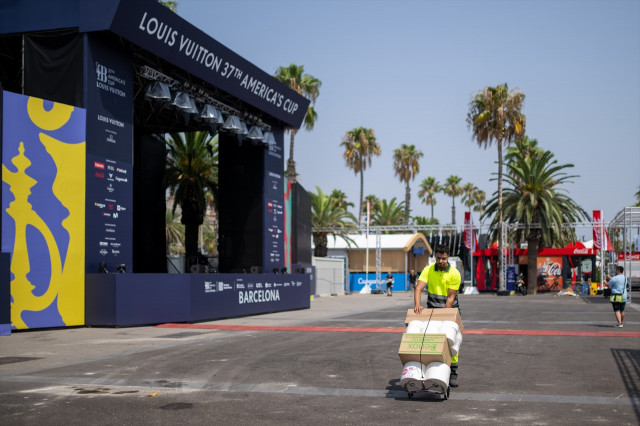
[430,203,434,220]
[405,182,411,224]
[497,140,505,291]
[184,222,199,272]
[313,232,328,257]
[451,196,456,225]
[286,130,297,182]
[527,236,538,295]
[358,169,364,227]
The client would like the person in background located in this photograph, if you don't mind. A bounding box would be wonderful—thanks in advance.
[607,266,627,328]
[408,269,417,296]
[385,271,394,296]
[414,244,462,387]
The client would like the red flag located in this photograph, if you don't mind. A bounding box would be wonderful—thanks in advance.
[592,210,612,250]
[464,212,471,249]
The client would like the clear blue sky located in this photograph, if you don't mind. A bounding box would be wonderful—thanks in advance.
[177,0,640,229]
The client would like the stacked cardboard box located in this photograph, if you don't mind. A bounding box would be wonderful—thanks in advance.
[404,308,464,333]
[398,333,451,365]
[398,308,463,365]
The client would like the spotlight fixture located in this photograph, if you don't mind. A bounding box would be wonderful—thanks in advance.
[171,91,192,110]
[247,126,264,141]
[99,262,109,274]
[238,119,249,136]
[200,104,223,123]
[116,264,127,274]
[273,267,280,274]
[222,115,242,132]
[280,267,288,274]
[144,81,171,101]
[187,96,199,115]
[263,131,276,147]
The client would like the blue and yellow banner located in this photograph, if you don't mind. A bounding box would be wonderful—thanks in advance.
[2,91,86,329]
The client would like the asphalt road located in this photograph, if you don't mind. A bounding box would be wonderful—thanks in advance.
[1,291,639,425]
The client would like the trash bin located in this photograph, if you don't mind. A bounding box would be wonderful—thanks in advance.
[589,282,598,296]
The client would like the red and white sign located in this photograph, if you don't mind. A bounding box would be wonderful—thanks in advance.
[592,210,612,250]
[464,212,478,251]
[617,252,640,261]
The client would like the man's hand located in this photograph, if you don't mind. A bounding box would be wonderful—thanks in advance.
[414,305,423,314]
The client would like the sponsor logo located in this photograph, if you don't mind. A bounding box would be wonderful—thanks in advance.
[94,202,106,209]
[99,241,108,247]
[95,172,104,178]
[204,281,216,293]
[107,184,114,193]
[96,63,108,83]
[238,289,281,305]
[116,167,127,174]
[99,249,108,256]
[94,161,105,169]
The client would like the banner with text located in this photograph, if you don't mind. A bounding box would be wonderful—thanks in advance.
[84,34,133,273]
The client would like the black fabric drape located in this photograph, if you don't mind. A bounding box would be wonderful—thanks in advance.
[24,30,83,107]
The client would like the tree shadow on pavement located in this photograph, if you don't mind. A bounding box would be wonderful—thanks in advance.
[611,348,640,423]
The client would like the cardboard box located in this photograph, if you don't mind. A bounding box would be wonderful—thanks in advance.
[398,333,451,366]
[404,308,464,334]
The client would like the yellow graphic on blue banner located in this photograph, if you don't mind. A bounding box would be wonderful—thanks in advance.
[2,91,86,329]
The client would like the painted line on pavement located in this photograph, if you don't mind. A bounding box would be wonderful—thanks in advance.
[10,376,640,406]
[156,323,640,337]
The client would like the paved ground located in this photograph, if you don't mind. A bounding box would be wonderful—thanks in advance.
[1,290,639,425]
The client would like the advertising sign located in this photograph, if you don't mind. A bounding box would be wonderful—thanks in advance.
[79,0,309,128]
[537,256,563,291]
[263,134,285,271]
[2,91,86,329]
[84,34,133,273]
[191,274,309,321]
[592,210,612,251]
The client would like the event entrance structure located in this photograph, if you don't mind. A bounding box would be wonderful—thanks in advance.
[0,0,312,333]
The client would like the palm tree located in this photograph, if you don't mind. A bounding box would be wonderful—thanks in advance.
[310,187,357,257]
[418,176,440,220]
[504,135,543,168]
[393,144,424,224]
[274,63,321,182]
[467,83,526,290]
[371,198,405,228]
[473,189,487,221]
[635,185,640,207]
[413,215,439,226]
[362,194,380,224]
[329,189,354,209]
[158,1,177,11]
[461,182,477,213]
[165,131,218,270]
[165,208,185,255]
[442,175,463,224]
[340,127,381,227]
[482,149,587,294]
